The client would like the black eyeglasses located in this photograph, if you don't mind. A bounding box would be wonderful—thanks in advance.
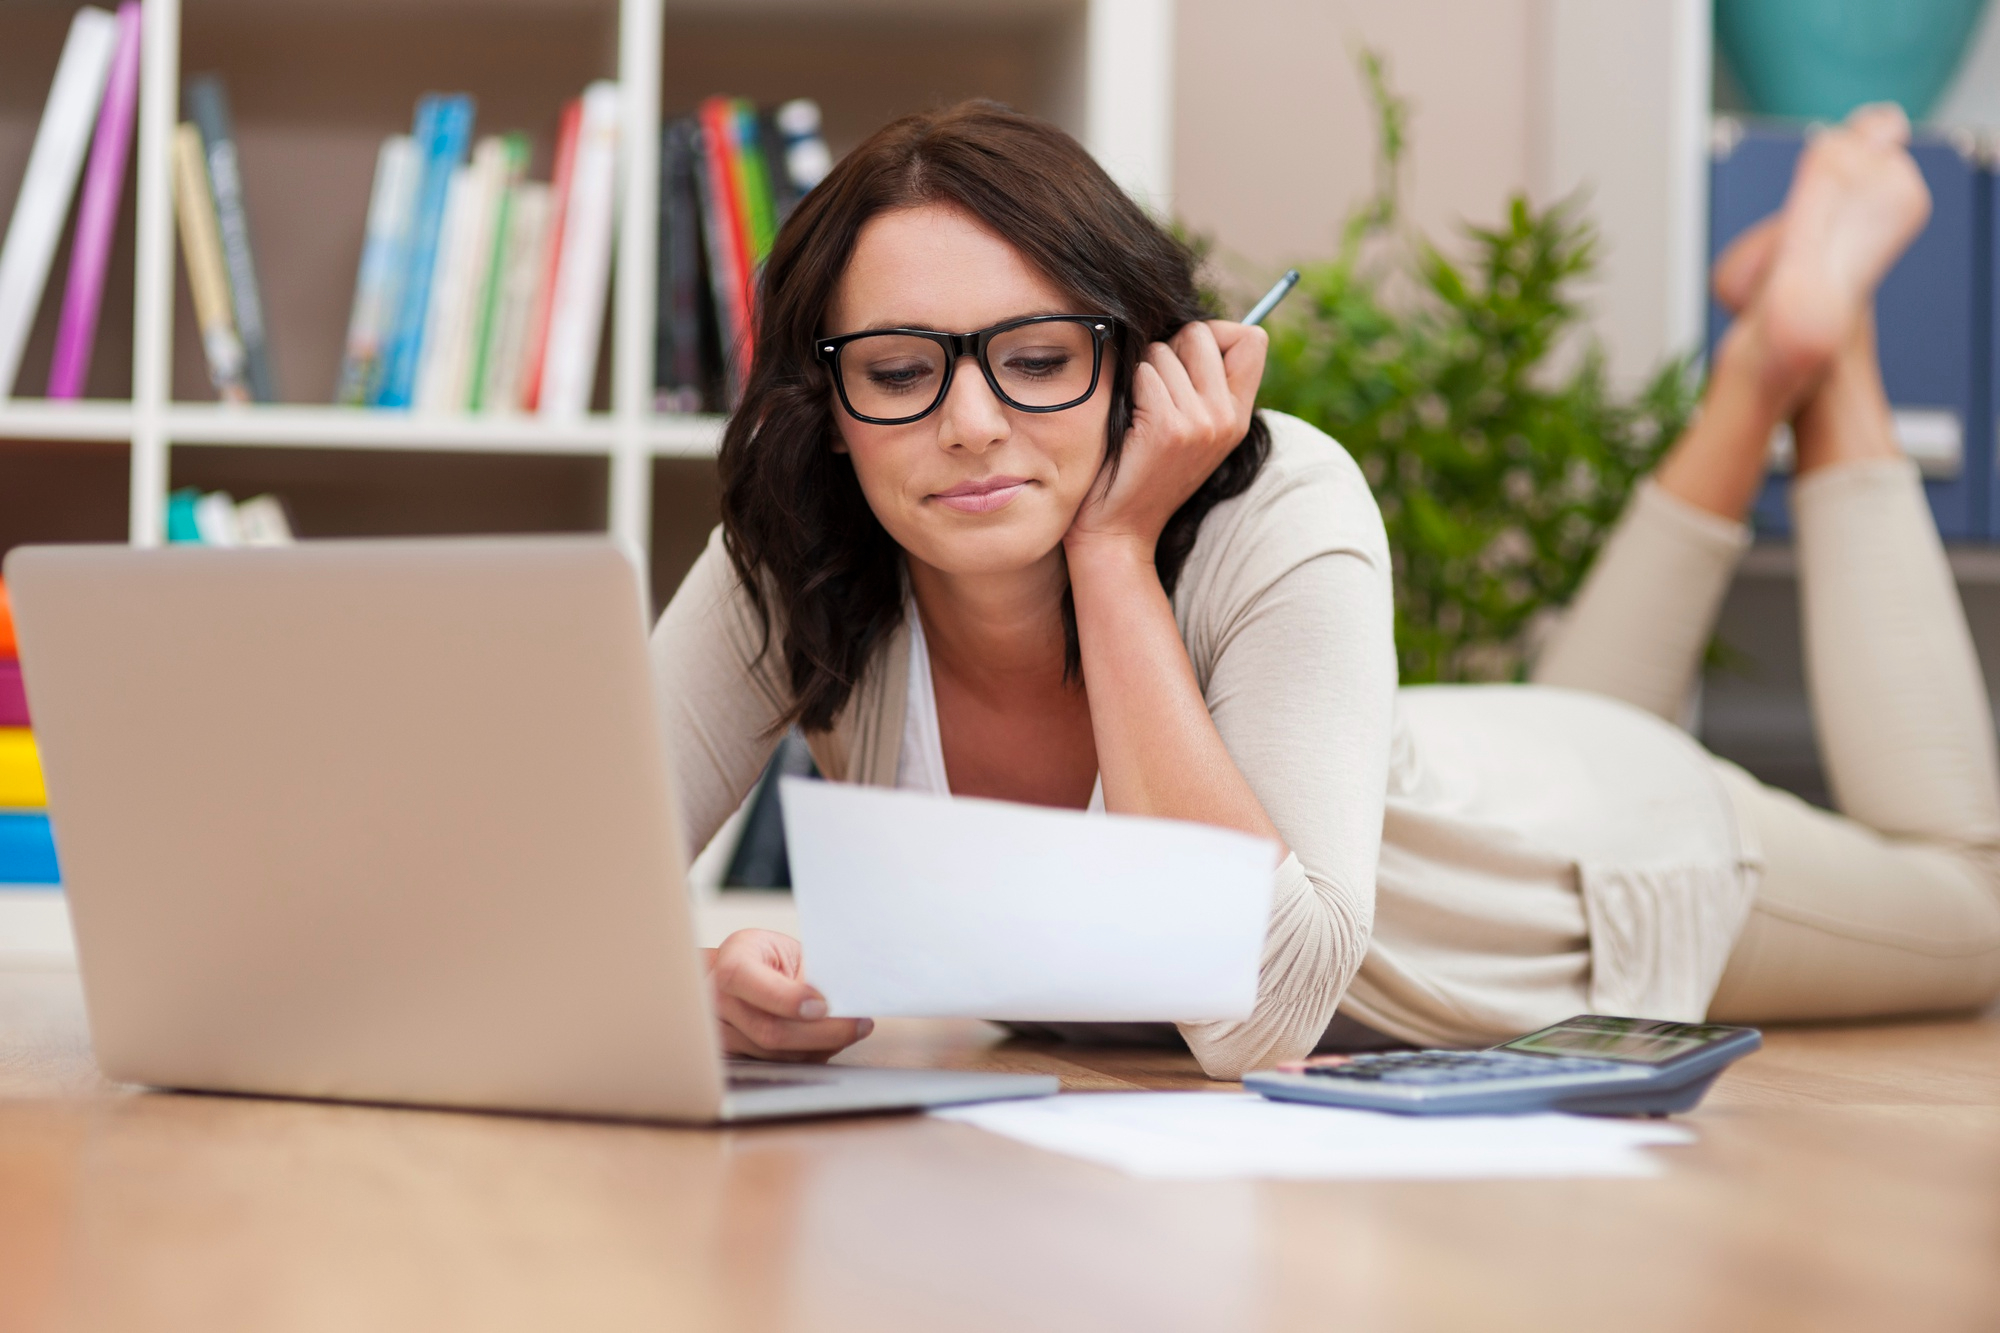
[817,314,1119,425]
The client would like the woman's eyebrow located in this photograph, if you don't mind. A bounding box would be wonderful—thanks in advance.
[846,308,1078,335]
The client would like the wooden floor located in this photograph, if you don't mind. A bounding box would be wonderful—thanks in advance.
[2,962,1996,1333]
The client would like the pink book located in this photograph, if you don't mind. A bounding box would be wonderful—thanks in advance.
[46,1,141,400]
[0,661,25,729]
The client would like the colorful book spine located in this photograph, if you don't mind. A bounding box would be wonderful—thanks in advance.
[0,729,46,809]
[520,96,582,414]
[335,134,420,406]
[695,99,752,403]
[0,662,24,730]
[0,812,60,886]
[480,181,550,413]
[185,75,276,402]
[655,117,709,412]
[0,578,14,659]
[172,122,248,403]
[413,155,485,413]
[0,7,118,398]
[537,82,620,421]
[466,132,531,412]
[732,98,778,266]
[47,1,141,400]
[377,94,474,409]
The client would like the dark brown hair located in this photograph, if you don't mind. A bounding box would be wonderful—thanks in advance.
[718,100,1270,732]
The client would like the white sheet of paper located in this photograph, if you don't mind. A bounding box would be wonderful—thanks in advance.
[933,1093,1695,1180]
[779,778,1278,1021]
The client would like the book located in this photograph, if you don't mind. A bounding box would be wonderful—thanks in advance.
[695,100,752,404]
[185,75,277,402]
[165,486,202,541]
[377,94,474,409]
[731,99,779,267]
[0,811,59,886]
[172,121,249,403]
[536,81,620,421]
[0,578,13,659]
[335,134,420,406]
[165,488,294,544]
[46,0,140,400]
[234,493,295,546]
[413,155,484,413]
[520,96,582,414]
[0,6,118,398]
[479,181,550,413]
[655,118,714,412]
[466,132,531,412]
[0,662,24,729]
[0,729,46,808]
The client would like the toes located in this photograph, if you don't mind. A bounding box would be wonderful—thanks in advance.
[1714,215,1783,314]
[1844,102,1912,148]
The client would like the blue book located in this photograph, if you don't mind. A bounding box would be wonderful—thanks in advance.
[0,811,59,886]
[374,94,474,409]
[1708,123,1989,541]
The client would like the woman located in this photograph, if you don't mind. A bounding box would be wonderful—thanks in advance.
[653,100,2000,1079]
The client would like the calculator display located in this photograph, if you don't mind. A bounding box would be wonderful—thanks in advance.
[1500,1015,1737,1064]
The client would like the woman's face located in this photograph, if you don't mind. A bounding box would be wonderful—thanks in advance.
[824,204,1113,579]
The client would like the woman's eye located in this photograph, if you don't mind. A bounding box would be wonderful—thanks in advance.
[1001,350,1071,379]
[863,360,936,393]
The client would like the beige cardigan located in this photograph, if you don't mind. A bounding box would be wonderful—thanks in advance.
[650,411,1756,1078]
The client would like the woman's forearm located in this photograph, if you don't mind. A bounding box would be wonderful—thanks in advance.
[1065,535,1287,849]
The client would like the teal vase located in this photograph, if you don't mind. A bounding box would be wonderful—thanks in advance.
[1716,0,1989,122]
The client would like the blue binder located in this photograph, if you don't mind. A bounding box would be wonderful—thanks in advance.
[1708,122,1990,540]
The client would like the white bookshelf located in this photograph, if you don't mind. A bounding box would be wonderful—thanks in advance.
[0,0,1173,588]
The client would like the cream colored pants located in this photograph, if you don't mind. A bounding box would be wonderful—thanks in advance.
[1534,460,2000,1021]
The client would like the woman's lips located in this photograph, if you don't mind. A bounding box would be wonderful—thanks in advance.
[929,476,1031,514]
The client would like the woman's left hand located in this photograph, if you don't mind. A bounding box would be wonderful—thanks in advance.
[1065,319,1267,559]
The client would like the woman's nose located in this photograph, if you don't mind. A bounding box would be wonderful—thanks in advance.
[935,356,1009,451]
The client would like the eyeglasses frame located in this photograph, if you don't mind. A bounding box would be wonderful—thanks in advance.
[816,314,1120,426]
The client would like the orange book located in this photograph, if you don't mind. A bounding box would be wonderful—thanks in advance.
[519,96,583,413]
[0,578,14,660]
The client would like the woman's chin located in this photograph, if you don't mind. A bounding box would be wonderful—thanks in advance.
[904,526,1069,581]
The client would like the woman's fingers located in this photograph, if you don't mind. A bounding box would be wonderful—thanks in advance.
[713,936,825,1019]
[1143,338,1205,423]
[1210,320,1268,418]
[709,928,874,1061]
[717,993,873,1058]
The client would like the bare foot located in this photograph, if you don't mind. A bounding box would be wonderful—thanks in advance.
[1712,215,1781,316]
[1753,104,1930,401]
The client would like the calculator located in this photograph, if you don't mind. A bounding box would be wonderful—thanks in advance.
[1243,1015,1763,1116]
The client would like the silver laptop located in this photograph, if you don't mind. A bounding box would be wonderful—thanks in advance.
[5,538,1055,1123]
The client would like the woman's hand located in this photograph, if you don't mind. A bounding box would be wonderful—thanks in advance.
[705,928,873,1061]
[1065,319,1267,560]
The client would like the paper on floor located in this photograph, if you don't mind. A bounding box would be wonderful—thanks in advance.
[779,778,1277,1021]
[933,1093,1695,1180]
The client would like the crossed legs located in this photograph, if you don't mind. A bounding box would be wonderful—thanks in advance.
[1533,106,2000,1022]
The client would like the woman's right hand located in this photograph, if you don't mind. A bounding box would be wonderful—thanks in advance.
[705,928,874,1061]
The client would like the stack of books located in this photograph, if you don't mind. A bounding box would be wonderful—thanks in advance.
[331,84,622,420]
[654,96,831,412]
[0,2,141,402]
[0,582,58,887]
[164,488,295,545]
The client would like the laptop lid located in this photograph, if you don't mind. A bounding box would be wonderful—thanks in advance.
[6,538,727,1122]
